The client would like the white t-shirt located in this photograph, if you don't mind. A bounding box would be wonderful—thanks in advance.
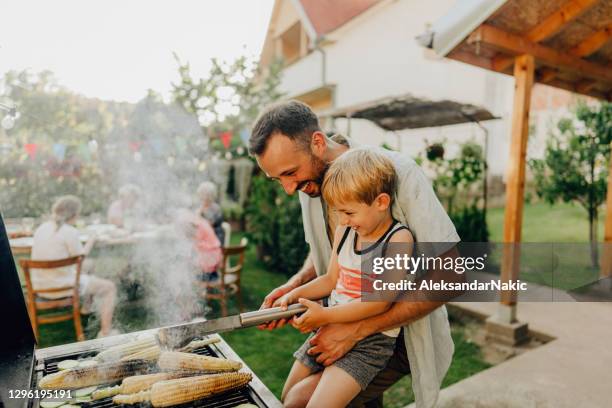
[31,221,85,298]
[298,139,459,408]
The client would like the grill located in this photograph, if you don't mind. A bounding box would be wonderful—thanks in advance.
[29,332,281,408]
[0,213,280,408]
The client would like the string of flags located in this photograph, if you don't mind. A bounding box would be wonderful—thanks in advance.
[4,129,251,162]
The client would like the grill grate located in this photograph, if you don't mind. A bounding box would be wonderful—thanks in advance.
[36,346,262,408]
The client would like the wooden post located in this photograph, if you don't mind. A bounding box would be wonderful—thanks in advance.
[500,54,534,317]
[600,144,612,279]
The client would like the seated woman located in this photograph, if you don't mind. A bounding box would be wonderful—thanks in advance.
[107,184,142,228]
[32,195,118,338]
[174,208,223,281]
[196,181,225,245]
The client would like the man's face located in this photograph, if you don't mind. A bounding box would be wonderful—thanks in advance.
[256,133,327,197]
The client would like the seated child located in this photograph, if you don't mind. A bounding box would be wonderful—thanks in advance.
[278,149,413,408]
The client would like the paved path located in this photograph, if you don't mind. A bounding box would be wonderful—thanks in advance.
[406,301,612,407]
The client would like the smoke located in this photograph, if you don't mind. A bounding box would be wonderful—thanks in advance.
[88,97,220,333]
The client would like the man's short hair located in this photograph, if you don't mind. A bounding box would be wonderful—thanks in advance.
[249,100,320,155]
[323,149,397,207]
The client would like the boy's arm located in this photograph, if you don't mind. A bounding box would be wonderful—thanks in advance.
[319,227,414,325]
[277,226,345,308]
[294,227,414,332]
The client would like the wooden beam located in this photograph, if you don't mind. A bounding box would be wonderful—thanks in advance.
[450,49,493,70]
[500,54,534,306]
[570,23,612,57]
[538,23,612,85]
[538,67,559,83]
[546,78,608,100]
[576,79,598,94]
[493,0,599,71]
[602,142,612,278]
[468,24,612,84]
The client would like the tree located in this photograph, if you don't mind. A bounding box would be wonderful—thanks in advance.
[421,140,488,242]
[530,101,612,268]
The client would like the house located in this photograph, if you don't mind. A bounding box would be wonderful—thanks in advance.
[258,0,580,180]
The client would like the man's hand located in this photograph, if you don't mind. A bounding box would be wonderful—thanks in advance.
[306,321,364,366]
[257,282,298,330]
[291,298,328,333]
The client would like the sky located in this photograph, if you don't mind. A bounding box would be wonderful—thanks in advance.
[0,0,274,103]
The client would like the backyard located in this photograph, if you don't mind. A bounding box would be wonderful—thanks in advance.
[29,200,602,406]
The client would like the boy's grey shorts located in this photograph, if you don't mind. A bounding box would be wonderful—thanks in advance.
[293,332,396,390]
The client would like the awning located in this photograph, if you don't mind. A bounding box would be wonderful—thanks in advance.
[322,94,498,131]
[417,0,612,101]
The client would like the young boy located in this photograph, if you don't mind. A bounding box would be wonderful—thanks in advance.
[277,149,414,408]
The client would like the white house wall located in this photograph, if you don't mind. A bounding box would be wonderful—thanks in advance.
[275,0,568,179]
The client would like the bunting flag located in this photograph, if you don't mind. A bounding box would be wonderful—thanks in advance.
[24,143,38,159]
[220,131,233,149]
[128,141,143,152]
[52,143,66,160]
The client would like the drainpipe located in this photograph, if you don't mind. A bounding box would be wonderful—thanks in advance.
[313,37,327,86]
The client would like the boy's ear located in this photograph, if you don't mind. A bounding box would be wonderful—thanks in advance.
[375,193,391,210]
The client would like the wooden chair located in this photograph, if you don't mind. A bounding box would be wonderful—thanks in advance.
[20,256,85,342]
[200,238,247,316]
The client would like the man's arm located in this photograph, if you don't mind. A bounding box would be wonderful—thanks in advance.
[258,251,317,330]
[308,246,461,366]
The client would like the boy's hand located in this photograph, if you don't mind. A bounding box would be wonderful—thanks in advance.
[274,291,296,311]
[292,298,329,333]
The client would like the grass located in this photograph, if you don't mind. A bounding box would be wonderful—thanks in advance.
[28,201,602,405]
[487,201,604,242]
[486,201,605,291]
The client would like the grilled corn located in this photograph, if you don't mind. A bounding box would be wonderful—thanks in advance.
[120,345,161,362]
[95,336,158,362]
[92,372,193,400]
[157,351,241,373]
[39,359,152,389]
[113,372,252,407]
[177,337,220,353]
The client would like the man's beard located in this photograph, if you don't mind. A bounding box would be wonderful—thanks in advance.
[296,155,329,197]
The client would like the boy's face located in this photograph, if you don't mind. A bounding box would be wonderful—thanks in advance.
[334,194,392,236]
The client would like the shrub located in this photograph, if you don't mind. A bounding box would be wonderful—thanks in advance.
[245,175,308,276]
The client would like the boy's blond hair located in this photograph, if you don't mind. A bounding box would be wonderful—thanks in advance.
[322,148,397,207]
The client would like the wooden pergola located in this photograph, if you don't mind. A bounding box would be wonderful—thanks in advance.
[419,0,612,328]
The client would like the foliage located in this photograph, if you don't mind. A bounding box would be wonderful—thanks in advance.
[451,204,489,242]
[245,175,308,276]
[172,54,284,155]
[422,140,489,241]
[529,101,612,267]
[0,70,127,218]
[221,199,244,221]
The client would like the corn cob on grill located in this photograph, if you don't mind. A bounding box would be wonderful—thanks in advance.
[95,336,158,362]
[39,359,152,389]
[92,371,194,400]
[120,345,161,362]
[157,351,241,373]
[113,372,253,407]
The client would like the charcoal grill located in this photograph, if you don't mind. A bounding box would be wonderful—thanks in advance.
[0,214,281,408]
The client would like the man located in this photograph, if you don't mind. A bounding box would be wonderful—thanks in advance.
[249,100,460,408]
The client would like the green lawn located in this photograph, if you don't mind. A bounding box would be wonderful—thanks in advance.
[486,201,604,291]
[29,202,602,405]
[487,201,604,242]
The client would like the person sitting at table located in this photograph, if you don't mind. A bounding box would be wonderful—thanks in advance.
[175,208,223,281]
[107,184,142,228]
[32,195,118,338]
[196,181,225,245]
